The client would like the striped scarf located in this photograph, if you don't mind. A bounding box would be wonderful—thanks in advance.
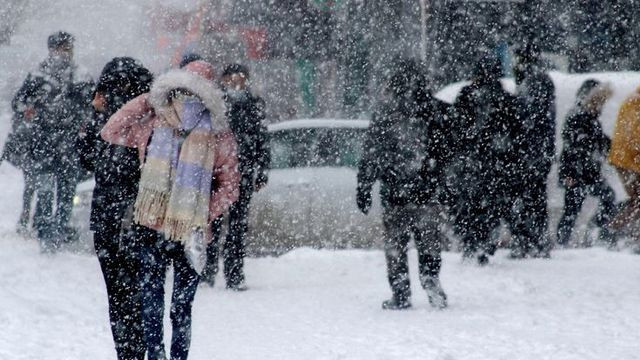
[134,96,215,242]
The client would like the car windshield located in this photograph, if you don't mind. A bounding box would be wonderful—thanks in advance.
[270,127,365,169]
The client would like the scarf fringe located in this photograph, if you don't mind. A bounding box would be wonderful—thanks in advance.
[134,188,170,229]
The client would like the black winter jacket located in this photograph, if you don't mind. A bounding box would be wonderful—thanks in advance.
[12,58,94,175]
[225,91,270,189]
[357,94,451,208]
[517,71,556,178]
[559,109,610,186]
[448,80,522,200]
[76,57,152,231]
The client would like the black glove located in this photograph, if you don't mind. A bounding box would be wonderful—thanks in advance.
[357,187,372,214]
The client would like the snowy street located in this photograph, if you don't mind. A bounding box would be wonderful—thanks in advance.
[0,161,638,360]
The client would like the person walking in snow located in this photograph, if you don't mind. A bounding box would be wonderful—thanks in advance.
[76,57,153,360]
[357,59,448,310]
[448,53,523,265]
[12,31,94,252]
[557,80,616,248]
[512,44,556,257]
[200,63,270,290]
[101,60,240,360]
[2,96,38,235]
[607,86,640,246]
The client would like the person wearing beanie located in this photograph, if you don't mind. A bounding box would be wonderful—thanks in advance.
[11,31,93,252]
[200,63,270,291]
[101,60,240,360]
[76,57,153,360]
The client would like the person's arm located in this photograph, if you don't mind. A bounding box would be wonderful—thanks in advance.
[356,109,384,214]
[100,94,153,148]
[253,97,270,190]
[209,130,241,219]
[76,113,102,173]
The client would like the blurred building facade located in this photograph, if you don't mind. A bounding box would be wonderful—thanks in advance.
[154,0,640,120]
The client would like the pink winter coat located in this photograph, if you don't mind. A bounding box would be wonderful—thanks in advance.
[100,66,241,226]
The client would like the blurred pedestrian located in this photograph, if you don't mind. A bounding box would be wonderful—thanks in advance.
[449,53,523,265]
[2,98,37,234]
[512,44,556,257]
[201,63,270,291]
[77,57,153,360]
[557,80,616,248]
[101,60,240,360]
[608,85,640,246]
[12,31,93,252]
[357,59,448,310]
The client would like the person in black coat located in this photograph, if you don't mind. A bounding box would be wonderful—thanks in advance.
[201,63,270,290]
[513,45,556,257]
[357,59,448,310]
[557,79,616,247]
[449,53,526,265]
[76,57,153,360]
[12,31,94,251]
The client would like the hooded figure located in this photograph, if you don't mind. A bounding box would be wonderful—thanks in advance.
[512,44,556,257]
[76,57,153,360]
[449,53,524,265]
[557,80,616,247]
[101,60,240,360]
[357,59,448,310]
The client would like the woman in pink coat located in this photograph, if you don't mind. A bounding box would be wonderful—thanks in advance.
[101,60,240,360]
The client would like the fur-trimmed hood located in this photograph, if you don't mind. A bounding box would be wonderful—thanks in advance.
[148,69,228,132]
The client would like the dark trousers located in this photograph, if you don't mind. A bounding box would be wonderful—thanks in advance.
[204,186,252,286]
[557,180,616,245]
[19,168,36,227]
[382,204,443,302]
[94,224,146,360]
[519,175,551,253]
[455,194,500,257]
[33,173,56,250]
[54,170,77,231]
[32,170,78,250]
[139,230,200,360]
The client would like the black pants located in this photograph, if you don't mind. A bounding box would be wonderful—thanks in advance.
[557,180,616,246]
[382,204,443,302]
[139,230,200,360]
[204,186,252,286]
[455,192,500,257]
[519,175,551,253]
[94,224,146,360]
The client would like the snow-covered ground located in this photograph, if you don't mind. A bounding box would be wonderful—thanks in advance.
[0,160,639,360]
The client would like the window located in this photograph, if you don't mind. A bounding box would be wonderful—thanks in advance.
[269,127,366,169]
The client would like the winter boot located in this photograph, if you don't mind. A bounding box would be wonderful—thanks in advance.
[200,262,217,287]
[382,295,411,310]
[17,211,30,236]
[477,252,490,266]
[226,281,248,292]
[422,276,447,309]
